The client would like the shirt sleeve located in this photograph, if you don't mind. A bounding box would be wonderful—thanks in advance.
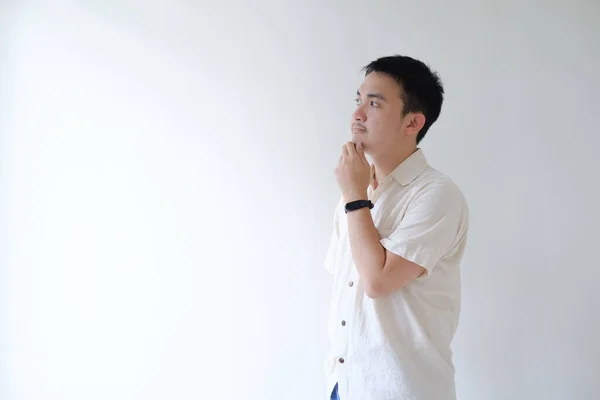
[379,182,467,278]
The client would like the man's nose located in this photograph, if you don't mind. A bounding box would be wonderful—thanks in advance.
[353,105,366,122]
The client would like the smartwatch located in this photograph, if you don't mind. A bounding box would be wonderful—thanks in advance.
[345,199,374,213]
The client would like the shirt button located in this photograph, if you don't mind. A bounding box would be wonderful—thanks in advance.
[341,320,346,326]
[348,281,354,287]
[338,357,345,364]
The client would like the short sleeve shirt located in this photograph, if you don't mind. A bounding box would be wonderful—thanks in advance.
[324,149,470,400]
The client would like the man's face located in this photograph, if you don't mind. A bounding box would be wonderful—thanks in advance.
[351,72,407,155]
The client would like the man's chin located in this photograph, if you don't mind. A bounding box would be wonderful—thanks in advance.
[354,141,369,152]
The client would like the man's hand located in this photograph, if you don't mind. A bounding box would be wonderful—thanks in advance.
[335,142,371,202]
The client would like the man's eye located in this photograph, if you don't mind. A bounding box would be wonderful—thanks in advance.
[354,98,361,105]
[370,101,379,107]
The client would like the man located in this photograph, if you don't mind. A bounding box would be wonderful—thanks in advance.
[324,55,469,400]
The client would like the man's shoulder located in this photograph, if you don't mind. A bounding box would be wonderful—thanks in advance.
[415,166,466,201]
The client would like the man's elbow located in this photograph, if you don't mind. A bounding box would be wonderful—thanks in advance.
[364,252,426,298]
[364,269,413,299]
[364,277,392,299]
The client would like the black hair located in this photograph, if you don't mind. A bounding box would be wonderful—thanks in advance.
[362,55,444,144]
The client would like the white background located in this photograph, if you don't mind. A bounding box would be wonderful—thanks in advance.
[1,1,599,399]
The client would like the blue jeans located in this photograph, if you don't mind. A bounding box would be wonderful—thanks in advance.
[330,383,339,400]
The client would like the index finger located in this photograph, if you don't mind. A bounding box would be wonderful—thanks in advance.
[345,142,357,157]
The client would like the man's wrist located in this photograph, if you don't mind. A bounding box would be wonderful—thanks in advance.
[345,199,374,214]
[344,191,368,203]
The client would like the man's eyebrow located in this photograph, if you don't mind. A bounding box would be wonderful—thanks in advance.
[356,90,387,102]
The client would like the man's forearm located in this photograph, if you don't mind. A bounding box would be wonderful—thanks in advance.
[346,207,386,290]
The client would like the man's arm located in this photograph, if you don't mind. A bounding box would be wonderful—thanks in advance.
[346,208,425,298]
[348,180,467,298]
[334,142,466,298]
[335,142,426,298]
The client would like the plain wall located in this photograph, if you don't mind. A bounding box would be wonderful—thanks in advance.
[2,1,600,399]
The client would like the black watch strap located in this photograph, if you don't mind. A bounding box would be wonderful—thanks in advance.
[345,199,374,213]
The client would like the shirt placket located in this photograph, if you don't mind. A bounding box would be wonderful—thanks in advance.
[336,178,391,369]
[336,266,356,366]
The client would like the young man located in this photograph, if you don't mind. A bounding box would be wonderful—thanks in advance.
[324,55,469,400]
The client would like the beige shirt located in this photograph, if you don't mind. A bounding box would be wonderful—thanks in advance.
[324,149,469,400]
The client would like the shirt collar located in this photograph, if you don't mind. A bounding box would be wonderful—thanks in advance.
[389,148,429,185]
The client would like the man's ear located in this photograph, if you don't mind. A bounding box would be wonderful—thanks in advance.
[404,113,426,138]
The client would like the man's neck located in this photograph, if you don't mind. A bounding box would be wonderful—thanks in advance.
[372,146,418,184]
